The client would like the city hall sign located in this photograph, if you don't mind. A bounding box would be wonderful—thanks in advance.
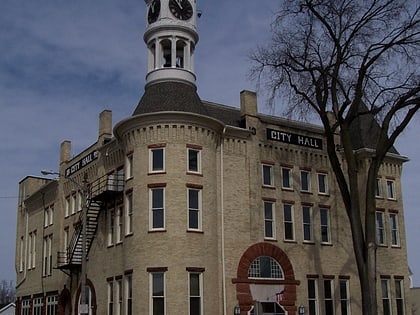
[267,128,323,150]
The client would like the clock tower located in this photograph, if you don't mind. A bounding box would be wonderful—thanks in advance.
[144,0,199,87]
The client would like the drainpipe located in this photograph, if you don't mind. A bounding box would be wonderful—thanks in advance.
[221,127,227,315]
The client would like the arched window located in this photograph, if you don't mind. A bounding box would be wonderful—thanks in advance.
[176,39,186,68]
[160,39,172,67]
[248,256,284,279]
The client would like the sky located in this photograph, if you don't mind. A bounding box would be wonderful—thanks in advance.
[0,0,419,287]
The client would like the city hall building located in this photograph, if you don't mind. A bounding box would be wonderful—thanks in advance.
[15,0,412,314]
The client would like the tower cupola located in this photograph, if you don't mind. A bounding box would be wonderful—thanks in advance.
[144,0,199,87]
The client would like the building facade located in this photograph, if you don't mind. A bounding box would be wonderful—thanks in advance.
[15,1,412,315]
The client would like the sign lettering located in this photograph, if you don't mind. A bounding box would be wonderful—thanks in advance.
[267,128,323,150]
[65,151,98,177]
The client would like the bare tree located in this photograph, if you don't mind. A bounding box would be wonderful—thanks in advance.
[250,1,420,314]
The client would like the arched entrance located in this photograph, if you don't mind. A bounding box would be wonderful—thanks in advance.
[232,242,300,315]
[74,278,97,315]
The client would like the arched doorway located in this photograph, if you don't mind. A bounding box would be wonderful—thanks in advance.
[57,286,71,315]
[74,278,97,315]
[232,243,300,315]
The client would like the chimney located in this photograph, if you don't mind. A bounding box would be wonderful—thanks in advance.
[60,140,71,166]
[98,110,112,144]
[240,90,258,117]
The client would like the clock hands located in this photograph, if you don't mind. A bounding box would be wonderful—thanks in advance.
[175,0,183,10]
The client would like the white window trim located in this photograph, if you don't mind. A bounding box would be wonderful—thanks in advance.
[149,188,166,231]
[150,272,166,315]
[188,272,203,315]
[301,170,312,192]
[125,192,133,236]
[339,279,351,315]
[281,167,293,190]
[389,213,400,247]
[376,211,386,246]
[149,147,166,173]
[126,153,134,180]
[262,164,274,187]
[187,147,202,174]
[386,179,396,200]
[308,278,319,315]
[107,280,114,315]
[303,206,313,242]
[283,203,295,241]
[263,201,276,240]
[320,208,331,244]
[187,188,202,231]
[317,173,329,195]
[375,178,383,198]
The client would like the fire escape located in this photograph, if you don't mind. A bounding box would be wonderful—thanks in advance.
[57,172,124,271]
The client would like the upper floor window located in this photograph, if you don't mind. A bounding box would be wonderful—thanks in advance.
[262,164,274,187]
[44,205,54,227]
[188,187,202,231]
[386,180,396,200]
[150,272,166,315]
[283,204,295,241]
[189,272,203,315]
[126,153,133,179]
[320,208,331,244]
[281,167,293,189]
[263,201,276,240]
[395,279,405,315]
[125,192,133,236]
[65,196,70,217]
[187,146,202,174]
[381,279,392,315]
[149,145,165,173]
[301,170,311,192]
[375,178,382,198]
[302,206,313,242]
[339,279,351,315]
[150,187,165,230]
[248,256,284,279]
[307,278,319,315]
[389,213,400,247]
[125,273,133,315]
[376,211,386,245]
[317,173,328,194]
[323,279,334,315]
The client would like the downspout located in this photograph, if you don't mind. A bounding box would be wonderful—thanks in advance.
[221,127,227,315]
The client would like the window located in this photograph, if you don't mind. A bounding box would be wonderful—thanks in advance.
[264,201,275,239]
[381,279,392,315]
[126,154,133,179]
[43,235,53,276]
[151,272,165,315]
[320,208,331,243]
[250,302,286,315]
[28,231,36,269]
[262,164,274,187]
[117,278,123,315]
[33,296,43,315]
[44,205,54,227]
[281,167,293,189]
[19,236,24,272]
[116,205,123,243]
[77,191,83,212]
[108,206,115,246]
[317,173,328,194]
[71,193,77,215]
[108,280,114,315]
[283,204,294,241]
[188,188,202,231]
[323,279,334,315]
[301,170,311,192]
[189,273,203,315]
[339,279,350,315]
[46,294,58,315]
[395,279,405,315]
[390,213,400,247]
[248,256,283,279]
[22,299,30,315]
[150,188,165,230]
[125,274,133,315]
[387,180,396,200]
[149,146,165,173]
[375,178,382,197]
[125,192,133,235]
[376,211,386,245]
[307,278,319,315]
[187,147,201,173]
[303,206,313,242]
[65,196,70,217]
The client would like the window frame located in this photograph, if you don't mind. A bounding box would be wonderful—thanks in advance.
[386,179,396,200]
[389,213,400,247]
[125,192,133,236]
[375,178,383,198]
[320,208,331,244]
[281,166,293,190]
[116,204,123,244]
[307,278,319,315]
[381,278,392,315]
[150,187,165,231]
[317,173,328,195]
[339,279,351,315]
[107,279,114,315]
[262,163,274,187]
[150,272,166,315]
[263,201,276,240]
[149,146,165,174]
[108,205,115,246]
[283,203,295,241]
[187,146,202,174]
[300,170,311,192]
[126,153,134,180]
[125,274,133,315]
[323,279,335,315]
[395,278,405,315]
[187,187,202,231]
[376,211,386,246]
[302,206,313,242]
[189,272,203,315]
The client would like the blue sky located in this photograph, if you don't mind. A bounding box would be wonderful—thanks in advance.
[0,0,419,287]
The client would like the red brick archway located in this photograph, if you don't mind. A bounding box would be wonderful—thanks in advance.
[57,286,71,315]
[232,242,300,315]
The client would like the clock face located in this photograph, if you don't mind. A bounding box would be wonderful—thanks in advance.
[148,0,161,24]
[169,0,193,21]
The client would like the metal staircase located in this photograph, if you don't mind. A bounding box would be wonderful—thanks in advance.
[57,172,124,270]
